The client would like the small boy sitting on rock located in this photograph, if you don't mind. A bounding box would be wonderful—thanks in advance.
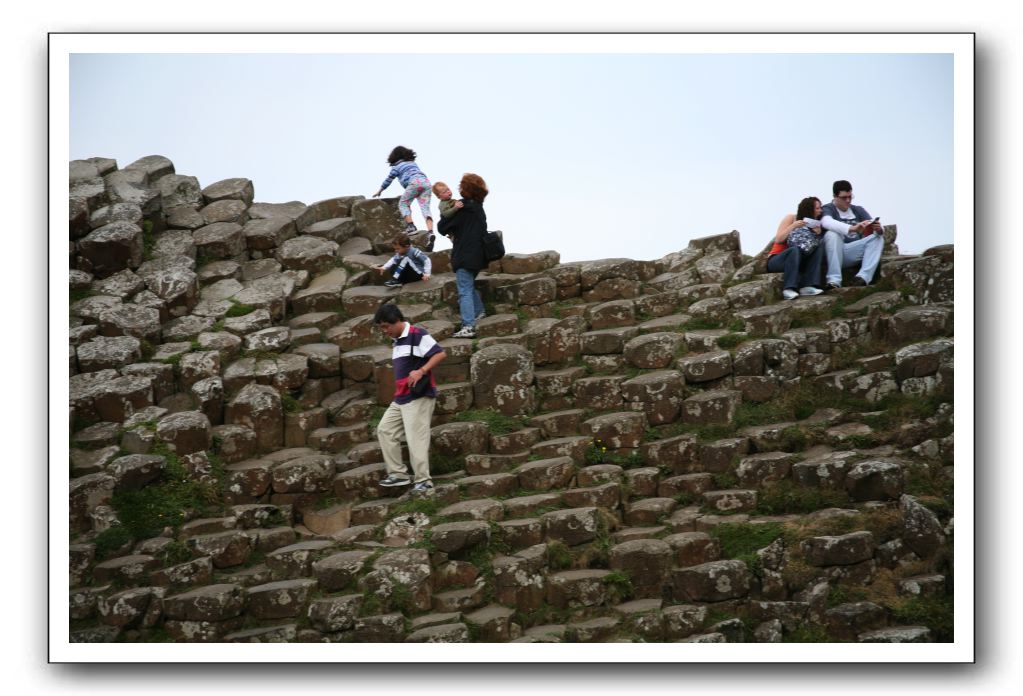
[376,233,432,287]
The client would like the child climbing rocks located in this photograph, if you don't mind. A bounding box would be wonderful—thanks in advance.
[373,145,435,250]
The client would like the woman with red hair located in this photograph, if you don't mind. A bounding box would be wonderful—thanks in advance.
[439,173,489,338]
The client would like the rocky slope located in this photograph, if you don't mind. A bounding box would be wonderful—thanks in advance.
[68,155,954,643]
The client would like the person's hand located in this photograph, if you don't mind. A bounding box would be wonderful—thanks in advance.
[372,190,381,198]
[422,274,431,281]
[454,200,464,209]
[375,266,385,274]
[408,368,424,385]
[790,220,804,231]
[870,221,882,234]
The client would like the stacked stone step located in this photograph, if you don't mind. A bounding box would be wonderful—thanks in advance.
[69,157,953,644]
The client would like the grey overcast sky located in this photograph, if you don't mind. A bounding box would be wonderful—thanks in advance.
[70,51,952,263]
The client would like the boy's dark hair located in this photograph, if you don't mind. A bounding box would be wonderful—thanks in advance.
[374,303,405,324]
[795,196,821,220]
[388,146,417,165]
[832,180,853,196]
[391,233,412,247]
[459,173,489,203]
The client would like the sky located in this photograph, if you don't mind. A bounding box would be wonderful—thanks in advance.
[69,50,953,263]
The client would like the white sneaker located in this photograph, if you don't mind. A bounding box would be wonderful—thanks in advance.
[799,286,823,296]
[452,325,476,339]
[782,289,799,300]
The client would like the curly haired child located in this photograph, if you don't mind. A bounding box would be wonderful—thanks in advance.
[373,146,435,250]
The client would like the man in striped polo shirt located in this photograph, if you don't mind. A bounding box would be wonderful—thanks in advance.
[373,304,446,495]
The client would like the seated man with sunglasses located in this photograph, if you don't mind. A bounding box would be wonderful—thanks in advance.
[821,179,885,289]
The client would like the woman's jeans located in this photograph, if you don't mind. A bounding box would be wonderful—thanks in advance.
[766,244,825,290]
[455,268,485,327]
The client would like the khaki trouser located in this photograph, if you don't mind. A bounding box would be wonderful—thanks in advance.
[376,397,435,483]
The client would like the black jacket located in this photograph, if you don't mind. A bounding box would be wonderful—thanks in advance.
[438,198,487,272]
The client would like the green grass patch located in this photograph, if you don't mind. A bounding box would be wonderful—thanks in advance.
[709,522,784,561]
[161,540,193,566]
[108,445,223,542]
[368,405,387,433]
[281,393,302,414]
[243,349,280,362]
[827,584,870,607]
[546,540,574,571]
[430,452,464,476]
[715,333,745,349]
[225,299,257,318]
[892,595,954,642]
[601,570,634,603]
[682,317,723,331]
[93,526,134,561]
[783,624,833,642]
[390,496,446,518]
[453,409,527,435]
[712,471,739,489]
[756,480,851,515]
[70,288,95,304]
[141,220,156,261]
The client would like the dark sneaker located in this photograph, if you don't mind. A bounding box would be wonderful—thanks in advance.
[425,234,435,252]
[405,222,417,234]
[411,480,435,496]
[384,279,402,287]
[850,276,867,287]
[475,310,487,321]
[379,474,411,487]
[826,282,841,291]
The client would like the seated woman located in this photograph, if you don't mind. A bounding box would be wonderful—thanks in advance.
[438,173,489,338]
[767,196,826,300]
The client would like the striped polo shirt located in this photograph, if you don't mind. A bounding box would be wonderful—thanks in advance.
[391,322,444,404]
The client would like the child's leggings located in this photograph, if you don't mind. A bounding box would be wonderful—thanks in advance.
[399,175,432,222]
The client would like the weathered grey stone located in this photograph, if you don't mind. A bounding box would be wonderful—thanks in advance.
[825,601,887,641]
[277,236,340,274]
[845,459,904,501]
[156,411,212,455]
[802,531,875,566]
[76,335,141,373]
[546,569,611,609]
[900,494,946,558]
[858,626,932,643]
[225,383,283,450]
[541,507,601,546]
[312,550,375,592]
[77,223,144,276]
[681,389,740,425]
[431,521,491,554]
[245,578,316,619]
[157,174,203,210]
[163,583,245,622]
[471,344,535,416]
[671,560,750,602]
[678,350,733,383]
[307,593,363,632]
[194,222,245,260]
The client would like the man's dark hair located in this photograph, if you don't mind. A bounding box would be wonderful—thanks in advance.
[374,303,405,324]
[387,146,417,165]
[832,180,853,197]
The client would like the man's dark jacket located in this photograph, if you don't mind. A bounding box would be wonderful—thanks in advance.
[438,199,488,272]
